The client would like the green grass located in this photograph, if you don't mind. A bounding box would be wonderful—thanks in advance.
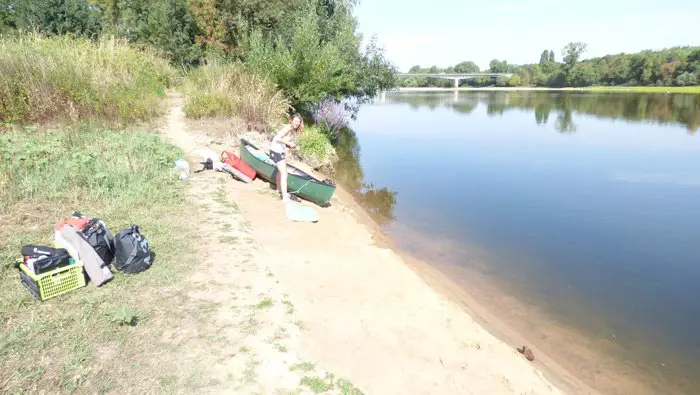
[181,62,290,132]
[282,299,295,314]
[255,298,273,309]
[290,362,315,372]
[218,236,239,244]
[336,378,364,395]
[585,86,700,93]
[0,34,173,124]
[0,125,199,393]
[300,374,334,393]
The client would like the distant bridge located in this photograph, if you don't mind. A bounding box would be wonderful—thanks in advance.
[396,73,513,88]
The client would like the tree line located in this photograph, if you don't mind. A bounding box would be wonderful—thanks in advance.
[400,42,700,88]
[0,0,396,106]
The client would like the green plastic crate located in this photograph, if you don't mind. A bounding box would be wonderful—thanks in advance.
[18,259,86,301]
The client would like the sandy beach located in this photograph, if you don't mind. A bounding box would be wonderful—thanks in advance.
[161,93,583,394]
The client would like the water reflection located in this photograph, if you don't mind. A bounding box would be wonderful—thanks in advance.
[387,91,699,132]
[334,128,398,225]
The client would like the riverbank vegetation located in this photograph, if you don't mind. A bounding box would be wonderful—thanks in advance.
[181,63,290,132]
[401,43,700,89]
[388,91,699,133]
[1,0,396,178]
[0,34,173,124]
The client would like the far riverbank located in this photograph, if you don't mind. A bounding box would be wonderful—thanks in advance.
[396,86,700,94]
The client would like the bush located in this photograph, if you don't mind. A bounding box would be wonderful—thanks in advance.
[296,125,336,170]
[244,9,395,108]
[312,99,350,140]
[0,34,173,124]
[676,72,698,86]
[182,62,289,132]
[506,75,522,87]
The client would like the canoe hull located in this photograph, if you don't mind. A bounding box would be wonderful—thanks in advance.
[240,139,336,207]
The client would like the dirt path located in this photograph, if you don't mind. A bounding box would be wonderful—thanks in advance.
[161,94,564,394]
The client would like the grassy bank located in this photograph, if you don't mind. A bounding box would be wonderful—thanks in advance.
[398,86,700,93]
[0,34,202,393]
[181,63,289,132]
[0,125,198,393]
[586,86,700,93]
[0,34,173,124]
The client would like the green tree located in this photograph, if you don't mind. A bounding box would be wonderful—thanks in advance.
[8,0,102,38]
[562,42,587,84]
[568,64,598,87]
[244,7,394,107]
[539,49,549,65]
[562,42,587,69]
[489,59,508,73]
[454,61,479,73]
[549,50,555,62]
[146,0,202,67]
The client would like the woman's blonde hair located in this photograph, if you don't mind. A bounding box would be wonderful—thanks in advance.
[289,113,304,133]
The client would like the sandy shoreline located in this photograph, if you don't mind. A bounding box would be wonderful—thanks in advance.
[330,183,690,395]
[179,111,566,392]
[329,186,597,395]
[230,179,564,394]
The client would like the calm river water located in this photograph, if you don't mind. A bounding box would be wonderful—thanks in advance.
[337,91,700,394]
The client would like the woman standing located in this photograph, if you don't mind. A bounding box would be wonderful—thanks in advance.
[269,114,304,203]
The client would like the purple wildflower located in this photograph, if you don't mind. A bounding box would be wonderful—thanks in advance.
[312,99,349,138]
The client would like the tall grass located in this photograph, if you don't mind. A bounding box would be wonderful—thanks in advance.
[182,62,290,132]
[0,34,174,124]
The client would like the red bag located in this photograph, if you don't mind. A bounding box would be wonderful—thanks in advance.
[221,151,256,181]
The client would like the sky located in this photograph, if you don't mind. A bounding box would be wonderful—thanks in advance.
[353,0,700,72]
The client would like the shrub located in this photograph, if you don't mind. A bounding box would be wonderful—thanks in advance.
[506,75,522,87]
[676,72,698,86]
[0,34,173,124]
[296,125,336,169]
[182,62,289,132]
[312,99,350,139]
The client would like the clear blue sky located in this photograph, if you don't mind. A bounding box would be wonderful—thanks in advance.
[353,0,700,72]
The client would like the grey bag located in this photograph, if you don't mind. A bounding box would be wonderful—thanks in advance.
[55,225,113,286]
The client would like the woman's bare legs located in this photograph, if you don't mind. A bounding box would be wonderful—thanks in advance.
[277,159,288,202]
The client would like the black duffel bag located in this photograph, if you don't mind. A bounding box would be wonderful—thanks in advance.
[20,245,71,274]
[114,225,153,274]
[81,218,115,265]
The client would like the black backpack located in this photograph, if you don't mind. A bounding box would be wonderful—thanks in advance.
[113,225,153,273]
[81,218,115,265]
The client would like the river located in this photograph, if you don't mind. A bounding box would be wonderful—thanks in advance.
[335,91,700,394]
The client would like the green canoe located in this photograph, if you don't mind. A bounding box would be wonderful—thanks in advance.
[240,139,336,207]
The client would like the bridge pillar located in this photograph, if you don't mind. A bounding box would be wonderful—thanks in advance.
[454,78,459,88]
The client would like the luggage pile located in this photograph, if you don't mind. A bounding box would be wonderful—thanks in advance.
[189,149,257,183]
[16,212,154,301]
